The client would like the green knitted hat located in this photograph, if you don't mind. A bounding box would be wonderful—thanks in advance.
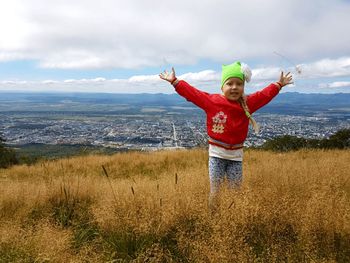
[221,61,246,87]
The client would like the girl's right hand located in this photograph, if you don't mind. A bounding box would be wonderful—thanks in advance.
[277,71,293,87]
[159,67,176,83]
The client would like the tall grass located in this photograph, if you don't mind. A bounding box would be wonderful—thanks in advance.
[0,148,349,262]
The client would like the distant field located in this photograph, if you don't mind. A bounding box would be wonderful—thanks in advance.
[1,148,349,262]
[1,91,350,115]
[141,107,167,113]
[14,143,124,161]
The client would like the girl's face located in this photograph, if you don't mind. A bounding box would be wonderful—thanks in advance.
[221,77,244,101]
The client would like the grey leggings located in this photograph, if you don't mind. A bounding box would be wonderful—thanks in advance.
[208,156,242,194]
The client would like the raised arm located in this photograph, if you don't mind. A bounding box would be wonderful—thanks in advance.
[159,67,211,110]
[247,71,293,113]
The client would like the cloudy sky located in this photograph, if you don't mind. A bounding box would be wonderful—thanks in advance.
[0,0,350,94]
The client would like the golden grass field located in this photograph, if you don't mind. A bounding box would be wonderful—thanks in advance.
[0,148,349,262]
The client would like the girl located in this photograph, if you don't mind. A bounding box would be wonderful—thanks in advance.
[159,62,293,196]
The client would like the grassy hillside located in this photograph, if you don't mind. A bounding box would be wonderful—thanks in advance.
[1,148,349,262]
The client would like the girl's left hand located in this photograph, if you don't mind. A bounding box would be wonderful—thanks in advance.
[278,71,293,87]
[159,67,176,83]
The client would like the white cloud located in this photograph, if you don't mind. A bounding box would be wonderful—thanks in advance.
[1,57,350,93]
[1,0,349,69]
[179,70,219,82]
[1,80,17,85]
[41,80,59,84]
[92,77,106,82]
[0,1,37,52]
[251,57,350,81]
[63,79,76,83]
[128,75,159,82]
[0,77,167,93]
[252,67,281,81]
[297,57,350,78]
[319,81,350,89]
[329,82,350,88]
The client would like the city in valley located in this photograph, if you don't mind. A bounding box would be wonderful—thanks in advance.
[0,92,349,153]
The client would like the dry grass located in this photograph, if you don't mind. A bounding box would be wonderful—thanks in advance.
[0,148,349,262]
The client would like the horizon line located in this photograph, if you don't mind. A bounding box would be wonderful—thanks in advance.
[0,90,350,95]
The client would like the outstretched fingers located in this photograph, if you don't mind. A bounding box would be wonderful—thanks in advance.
[285,72,293,85]
[159,70,169,80]
[159,67,177,83]
[279,71,294,86]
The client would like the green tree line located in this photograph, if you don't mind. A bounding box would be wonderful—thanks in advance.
[0,136,18,168]
[260,128,350,152]
[1,129,349,168]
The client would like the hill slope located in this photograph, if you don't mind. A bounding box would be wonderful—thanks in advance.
[1,149,350,262]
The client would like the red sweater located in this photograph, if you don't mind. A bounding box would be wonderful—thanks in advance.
[175,80,280,146]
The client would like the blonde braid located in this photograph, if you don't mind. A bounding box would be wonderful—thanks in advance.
[238,95,260,134]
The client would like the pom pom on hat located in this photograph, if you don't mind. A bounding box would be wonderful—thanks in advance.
[241,63,252,83]
[221,61,252,87]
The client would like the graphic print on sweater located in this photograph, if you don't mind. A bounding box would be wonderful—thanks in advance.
[212,111,227,134]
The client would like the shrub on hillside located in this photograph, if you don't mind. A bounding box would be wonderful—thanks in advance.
[260,135,307,152]
[0,136,18,168]
[261,128,350,152]
[323,128,350,149]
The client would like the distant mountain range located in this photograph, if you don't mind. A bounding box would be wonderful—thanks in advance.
[258,92,350,115]
[0,92,349,115]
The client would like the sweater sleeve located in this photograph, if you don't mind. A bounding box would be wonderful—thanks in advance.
[174,80,211,111]
[246,83,280,113]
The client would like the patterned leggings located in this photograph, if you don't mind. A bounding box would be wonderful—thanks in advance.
[208,156,242,194]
